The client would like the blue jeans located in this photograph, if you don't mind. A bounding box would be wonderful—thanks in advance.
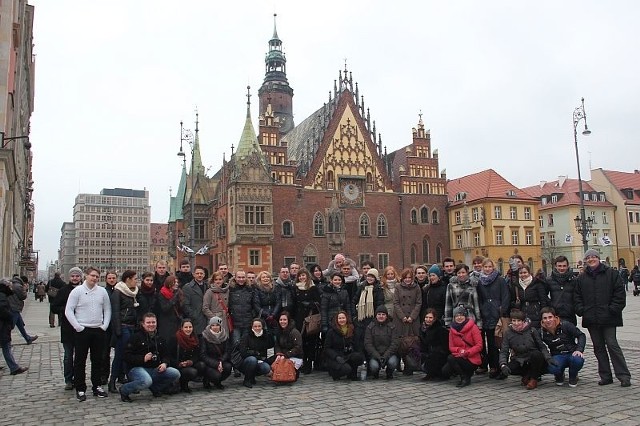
[368,355,399,374]
[240,356,271,380]
[110,326,134,381]
[1,341,19,372]
[11,311,32,343]
[63,342,75,383]
[547,353,585,379]
[120,366,181,396]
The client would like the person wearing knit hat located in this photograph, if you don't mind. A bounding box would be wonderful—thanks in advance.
[209,316,223,327]
[364,303,399,379]
[453,306,468,318]
[583,249,600,261]
[68,267,84,278]
[367,268,379,281]
[53,266,84,389]
[428,264,442,278]
[446,301,482,388]
[575,246,631,387]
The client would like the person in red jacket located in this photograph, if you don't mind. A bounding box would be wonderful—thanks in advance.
[446,306,482,387]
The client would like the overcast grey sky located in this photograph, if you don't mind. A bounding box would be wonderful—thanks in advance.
[30,1,639,268]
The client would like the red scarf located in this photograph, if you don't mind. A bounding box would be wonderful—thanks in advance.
[160,286,174,300]
[175,329,199,351]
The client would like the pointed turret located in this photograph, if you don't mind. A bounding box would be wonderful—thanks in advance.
[191,111,204,176]
[258,13,294,134]
[169,162,187,222]
[231,87,270,181]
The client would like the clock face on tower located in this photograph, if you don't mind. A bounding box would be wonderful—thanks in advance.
[339,178,364,206]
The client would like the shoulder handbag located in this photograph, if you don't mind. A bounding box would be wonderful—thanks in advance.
[215,293,234,333]
[302,304,321,336]
[230,340,243,369]
[47,286,59,298]
[493,317,510,347]
[271,355,297,383]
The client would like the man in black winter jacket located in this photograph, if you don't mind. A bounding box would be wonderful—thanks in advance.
[119,313,180,402]
[546,256,578,325]
[575,249,631,387]
[540,307,586,387]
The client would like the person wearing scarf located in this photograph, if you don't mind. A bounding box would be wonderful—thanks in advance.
[364,305,400,379]
[546,255,578,325]
[137,272,158,322]
[476,258,510,379]
[352,269,384,353]
[508,265,549,329]
[199,316,232,390]
[323,310,364,381]
[446,306,482,387]
[108,270,140,393]
[499,308,554,390]
[381,266,399,318]
[293,269,321,374]
[157,276,183,344]
[167,319,204,393]
[238,318,274,388]
[418,308,450,381]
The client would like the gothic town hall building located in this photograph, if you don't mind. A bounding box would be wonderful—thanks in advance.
[168,19,450,274]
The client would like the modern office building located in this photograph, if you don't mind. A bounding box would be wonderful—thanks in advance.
[59,188,150,278]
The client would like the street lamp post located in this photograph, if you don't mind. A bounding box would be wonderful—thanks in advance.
[177,122,195,259]
[572,97,592,253]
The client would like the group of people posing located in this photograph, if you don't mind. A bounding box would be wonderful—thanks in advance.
[50,249,632,403]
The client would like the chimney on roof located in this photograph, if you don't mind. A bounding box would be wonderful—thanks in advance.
[539,181,546,188]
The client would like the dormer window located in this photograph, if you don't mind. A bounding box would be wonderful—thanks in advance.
[506,190,516,197]
[541,197,547,205]
[455,192,467,201]
[623,189,634,199]
[551,194,558,203]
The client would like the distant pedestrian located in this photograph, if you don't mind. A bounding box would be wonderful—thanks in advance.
[36,282,46,302]
[574,249,631,387]
[0,278,28,375]
[8,275,38,344]
[46,272,66,327]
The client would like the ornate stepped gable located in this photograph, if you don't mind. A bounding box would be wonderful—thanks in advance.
[282,66,393,193]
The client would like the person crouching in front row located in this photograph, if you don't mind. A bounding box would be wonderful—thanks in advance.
[499,308,555,390]
[324,310,365,381]
[446,306,483,387]
[119,313,180,402]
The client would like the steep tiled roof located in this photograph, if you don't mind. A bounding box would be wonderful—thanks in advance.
[447,169,536,206]
[522,178,614,210]
[600,169,640,205]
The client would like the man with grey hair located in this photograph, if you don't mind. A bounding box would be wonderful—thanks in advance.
[575,249,631,387]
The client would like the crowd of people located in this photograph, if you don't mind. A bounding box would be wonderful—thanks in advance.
[17,249,632,403]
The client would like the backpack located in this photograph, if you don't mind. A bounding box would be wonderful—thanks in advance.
[633,270,640,284]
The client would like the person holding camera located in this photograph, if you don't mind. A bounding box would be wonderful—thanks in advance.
[119,313,180,402]
[364,305,400,379]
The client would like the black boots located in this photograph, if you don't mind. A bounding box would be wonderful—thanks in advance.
[108,378,117,394]
[456,375,471,388]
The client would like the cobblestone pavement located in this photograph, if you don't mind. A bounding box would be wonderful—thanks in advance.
[2,291,639,426]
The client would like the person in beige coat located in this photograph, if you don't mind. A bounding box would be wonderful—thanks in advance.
[203,271,232,334]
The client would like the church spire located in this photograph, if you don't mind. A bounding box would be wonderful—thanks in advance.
[191,110,204,176]
[235,86,266,163]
